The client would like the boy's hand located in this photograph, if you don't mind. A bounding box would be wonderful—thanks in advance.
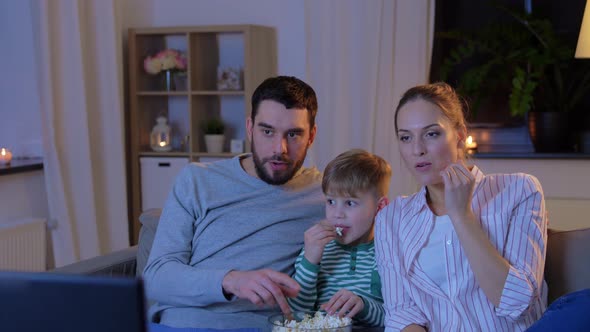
[321,289,364,318]
[303,220,336,264]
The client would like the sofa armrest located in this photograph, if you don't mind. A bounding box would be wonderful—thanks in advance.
[51,246,138,277]
[546,227,590,303]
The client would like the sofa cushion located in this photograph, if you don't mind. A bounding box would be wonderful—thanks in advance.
[545,227,590,303]
[136,208,162,276]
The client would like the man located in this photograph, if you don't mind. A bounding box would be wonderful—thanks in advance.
[143,76,324,329]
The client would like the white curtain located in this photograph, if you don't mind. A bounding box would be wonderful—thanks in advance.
[305,0,435,197]
[30,0,129,267]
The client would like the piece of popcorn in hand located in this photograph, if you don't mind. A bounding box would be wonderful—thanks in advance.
[335,227,343,237]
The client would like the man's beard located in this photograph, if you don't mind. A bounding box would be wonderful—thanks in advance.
[251,143,306,185]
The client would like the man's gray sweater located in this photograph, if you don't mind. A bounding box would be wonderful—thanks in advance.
[143,154,324,330]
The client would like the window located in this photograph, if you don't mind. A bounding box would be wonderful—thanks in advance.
[429,0,590,154]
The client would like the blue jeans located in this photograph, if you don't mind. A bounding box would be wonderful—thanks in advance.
[526,288,590,331]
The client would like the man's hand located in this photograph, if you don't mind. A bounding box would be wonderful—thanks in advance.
[303,220,337,264]
[320,289,364,318]
[222,269,300,315]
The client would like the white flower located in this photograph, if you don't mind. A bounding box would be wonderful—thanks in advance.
[160,54,177,70]
[144,49,187,75]
[144,56,161,74]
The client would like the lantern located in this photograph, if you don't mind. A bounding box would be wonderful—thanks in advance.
[150,116,172,152]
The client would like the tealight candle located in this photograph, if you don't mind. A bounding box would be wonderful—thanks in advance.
[466,136,478,153]
[0,148,12,165]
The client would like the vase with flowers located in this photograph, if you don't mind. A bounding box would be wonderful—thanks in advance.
[144,49,187,91]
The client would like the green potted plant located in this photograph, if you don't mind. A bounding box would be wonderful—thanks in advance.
[202,118,225,153]
[438,3,590,152]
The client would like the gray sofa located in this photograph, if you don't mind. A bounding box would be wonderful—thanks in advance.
[54,209,590,304]
[53,208,161,277]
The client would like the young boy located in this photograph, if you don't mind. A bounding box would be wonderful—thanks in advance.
[289,149,391,327]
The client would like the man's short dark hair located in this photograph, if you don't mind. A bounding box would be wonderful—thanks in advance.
[251,76,318,129]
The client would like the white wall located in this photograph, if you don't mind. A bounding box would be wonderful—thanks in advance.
[0,171,49,222]
[0,0,49,249]
[0,0,43,158]
[475,159,590,230]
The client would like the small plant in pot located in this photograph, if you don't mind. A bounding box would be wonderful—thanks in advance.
[202,118,225,153]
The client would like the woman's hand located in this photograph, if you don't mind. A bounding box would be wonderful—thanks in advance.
[321,289,364,318]
[440,163,476,220]
[440,163,510,307]
[303,220,337,264]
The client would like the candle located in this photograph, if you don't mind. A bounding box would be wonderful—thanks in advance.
[466,136,478,153]
[0,148,12,165]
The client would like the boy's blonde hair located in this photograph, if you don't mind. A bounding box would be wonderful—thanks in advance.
[322,149,392,198]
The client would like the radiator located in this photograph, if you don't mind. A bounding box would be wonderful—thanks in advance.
[0,218,47,271]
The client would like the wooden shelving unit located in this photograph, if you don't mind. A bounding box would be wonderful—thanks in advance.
[127,25,277,243]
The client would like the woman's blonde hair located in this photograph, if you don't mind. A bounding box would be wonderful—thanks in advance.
[322,149,392,198]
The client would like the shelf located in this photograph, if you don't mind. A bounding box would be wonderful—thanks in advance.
[137,91,189,96]
[138,151,241,158]
[0,158,44,176]
[136,91,244,96]
[192,152,239,158]
[127,25,276,244]
[139,152,190,157]
[191,90,245,96]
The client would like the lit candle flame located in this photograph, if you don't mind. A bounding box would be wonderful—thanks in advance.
[466,135,478,151]
[159,141,166,147]
[0,148,11,164]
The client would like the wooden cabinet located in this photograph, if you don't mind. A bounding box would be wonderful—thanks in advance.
[127,25,277,243]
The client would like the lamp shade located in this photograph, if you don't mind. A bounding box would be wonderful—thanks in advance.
[576,1,590,58]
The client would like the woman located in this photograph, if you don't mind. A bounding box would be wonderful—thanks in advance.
[375,82,547,331]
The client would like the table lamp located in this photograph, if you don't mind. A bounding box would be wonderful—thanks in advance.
[576,1,590,58]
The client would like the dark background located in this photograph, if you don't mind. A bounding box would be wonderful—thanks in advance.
[429,0,589,127]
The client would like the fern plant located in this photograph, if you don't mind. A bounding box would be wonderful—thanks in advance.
[438,3,590,118]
